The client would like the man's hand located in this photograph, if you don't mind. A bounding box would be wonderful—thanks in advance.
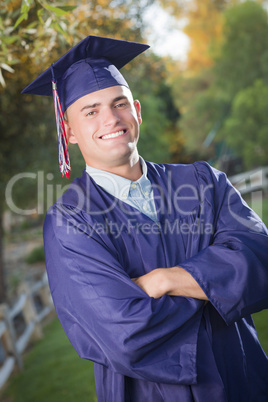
[132,267,208,300]
[132,269,169,298]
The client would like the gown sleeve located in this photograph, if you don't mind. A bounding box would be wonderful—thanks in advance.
[43,204,204,385]
[180,161,268,325]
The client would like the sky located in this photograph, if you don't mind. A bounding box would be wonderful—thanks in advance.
[143,4,190,61]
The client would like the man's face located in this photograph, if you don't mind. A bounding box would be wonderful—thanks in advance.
[65,85,142,170]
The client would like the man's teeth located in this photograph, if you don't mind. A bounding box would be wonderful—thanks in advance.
[102,130,125,140]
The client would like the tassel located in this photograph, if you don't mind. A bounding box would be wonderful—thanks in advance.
[51,75,71,178]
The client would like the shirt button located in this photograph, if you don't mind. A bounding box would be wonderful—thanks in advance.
[143,205,147,211]
[122,193,127,198]
[144,192,149,198]
[132,183,136,189]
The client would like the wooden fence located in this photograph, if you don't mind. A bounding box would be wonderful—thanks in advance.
[0,272,54,389]
[229,166,268,195]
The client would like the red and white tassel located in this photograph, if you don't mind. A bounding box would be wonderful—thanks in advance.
[52,81,71,178]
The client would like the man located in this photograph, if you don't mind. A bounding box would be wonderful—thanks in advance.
[22,36,268,402]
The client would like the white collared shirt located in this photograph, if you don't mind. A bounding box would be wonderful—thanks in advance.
[86,157,157,221]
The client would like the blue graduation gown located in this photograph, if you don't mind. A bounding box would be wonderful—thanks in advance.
[43,161,268,401]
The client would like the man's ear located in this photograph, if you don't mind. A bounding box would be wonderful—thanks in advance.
[134,100,142,125]
[64,120,78,144]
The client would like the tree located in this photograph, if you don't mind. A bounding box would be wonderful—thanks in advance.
[1,0,79,302]
[214,0,268,99]
[0,0,78,86]
[170,1,268,170]
[123,52,182,163]
[223,79,268,168]
[157,0,232,163]
[183,0,228,72]
[213,1,268,169]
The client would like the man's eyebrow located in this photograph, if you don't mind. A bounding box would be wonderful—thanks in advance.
[80,102,101,112]
[79,96,129,112]
[112,96,128,103]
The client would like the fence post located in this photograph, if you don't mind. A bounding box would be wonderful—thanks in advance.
[40,274,53,309]
[0,275,55,390]
[0,303,23,370]
[17,282,43,341]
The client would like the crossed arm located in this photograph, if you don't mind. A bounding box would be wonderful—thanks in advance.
[132,266,208,300]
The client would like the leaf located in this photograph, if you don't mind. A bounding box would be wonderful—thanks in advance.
[21,2,30,14]
[14,12,28,29]
[42,4,71,17]
[0,63,15,73]
[52,21,68,37]
[25,21,38,29]
[37,8,44,24]
[1,35,20,45]
[56,6,77,13]
[0,69,6,88]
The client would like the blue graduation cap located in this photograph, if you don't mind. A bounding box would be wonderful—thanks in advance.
[22,36,149,178]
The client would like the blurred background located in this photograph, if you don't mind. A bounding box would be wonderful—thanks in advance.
[0,0,268,400]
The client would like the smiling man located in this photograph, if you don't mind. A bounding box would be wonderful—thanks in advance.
[65,85,142,180]
[22,36,268,402]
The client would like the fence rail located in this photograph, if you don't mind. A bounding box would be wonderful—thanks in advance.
[0,272,54,390]
[229,166,268,195]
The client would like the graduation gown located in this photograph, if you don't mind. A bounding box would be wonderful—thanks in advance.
[43,161,268,402]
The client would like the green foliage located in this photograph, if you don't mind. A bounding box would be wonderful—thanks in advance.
[222,79,268,168]
[175,71,219,158]
[253,309,268,355]
[214,0,268,98]
[0,0,77,86]
[214,1,268,168]
[138,94,171,162]
[124,53,182,163]
[25,245,45,264]
[175,0,268,171]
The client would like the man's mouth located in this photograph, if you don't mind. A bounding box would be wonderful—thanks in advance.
[100,130,126,140]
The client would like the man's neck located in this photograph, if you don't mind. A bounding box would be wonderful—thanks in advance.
[87,153,143,182]
[106,161,142,181]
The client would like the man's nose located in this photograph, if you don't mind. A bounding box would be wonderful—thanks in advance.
[103,107,120,126]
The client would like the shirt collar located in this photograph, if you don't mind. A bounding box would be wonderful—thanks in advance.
[86,157,151,199]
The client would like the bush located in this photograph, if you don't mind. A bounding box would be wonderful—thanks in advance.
[25,245,45,264]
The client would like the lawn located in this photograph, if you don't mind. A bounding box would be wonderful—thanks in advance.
[253,310,268,354]
[1,196,268,402]
[1,317,97,402]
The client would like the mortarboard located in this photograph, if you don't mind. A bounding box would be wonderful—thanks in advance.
[22,36,149,178]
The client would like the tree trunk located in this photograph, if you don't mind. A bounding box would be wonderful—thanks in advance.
[0,201,7,303]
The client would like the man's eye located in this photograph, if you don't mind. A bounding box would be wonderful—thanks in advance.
[115,103,127,108]
[87,111,96,116]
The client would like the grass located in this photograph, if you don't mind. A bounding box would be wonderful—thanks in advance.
[1,317,97,402]
[237,195,268,354]
[248,196,268,354]
[245,193,268,226]
[253,310,268,355]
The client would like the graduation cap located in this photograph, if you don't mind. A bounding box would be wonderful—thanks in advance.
[22,36,150,178]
